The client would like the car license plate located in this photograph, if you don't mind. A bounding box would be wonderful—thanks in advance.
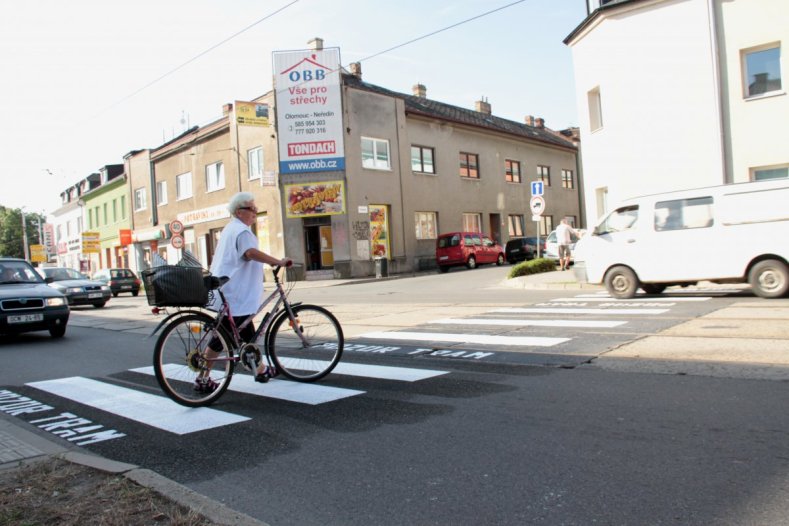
[8,313,44,324]
[439,256,448,261]
[121,285,131,289]
[511,248,520,253]
[88,293,103,299]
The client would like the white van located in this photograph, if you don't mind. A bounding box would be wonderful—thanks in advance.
[573,179,789,299]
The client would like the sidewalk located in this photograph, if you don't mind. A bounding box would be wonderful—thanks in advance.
[3,269,787,523]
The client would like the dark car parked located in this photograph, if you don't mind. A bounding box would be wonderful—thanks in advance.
[38,267,111,308]
[92,268,141,297]
[0,258,70,338]
[505,237,543,264]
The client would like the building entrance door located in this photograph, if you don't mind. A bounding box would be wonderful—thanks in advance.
[303,217,332,271]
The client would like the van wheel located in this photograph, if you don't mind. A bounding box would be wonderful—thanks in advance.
[748,259,789,298]
[496,254,504,266]
[605,266,639,299]
[642,284,666,295]
[466,256,477,269]
[439,266,449,273]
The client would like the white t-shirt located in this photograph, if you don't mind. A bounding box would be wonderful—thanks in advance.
[209,217,263,316]
[556,223,575,246]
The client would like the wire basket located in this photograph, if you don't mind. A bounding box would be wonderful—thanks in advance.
[142,266,210,307]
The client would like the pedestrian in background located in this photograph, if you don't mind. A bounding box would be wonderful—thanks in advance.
[555,218,577,272]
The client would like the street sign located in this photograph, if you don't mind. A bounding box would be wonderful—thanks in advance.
[171,235,184,250]
[530,196,546,216]
[169,220,184,235]
[530,181,544,196]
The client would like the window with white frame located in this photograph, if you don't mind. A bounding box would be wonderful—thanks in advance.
[134,188,146,211]
[248,147,263,180]
[156,181,167,206]
[462,213,482,233]
[414,212,438,239]
[176,172,193,200]
[361,137,391,169]
[561,169,574,189]
[205,161,225,192]
[743,44,782,98]
[588,86,603,131]
[508,215,525,237]
[411,145,435,174]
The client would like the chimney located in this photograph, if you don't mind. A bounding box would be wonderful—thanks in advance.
[475,97,491,115]
[222,103,233,116]
[412,83,427,98]
[535,117,545,129]
[308,37,324,51]
[349,62,362,78]
[525,115,535,127]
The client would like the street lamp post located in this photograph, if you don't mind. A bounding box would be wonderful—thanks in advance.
[20,208,30,261]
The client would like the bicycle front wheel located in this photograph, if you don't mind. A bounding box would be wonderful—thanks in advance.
[153,313,234,407]
[267,304,343,382]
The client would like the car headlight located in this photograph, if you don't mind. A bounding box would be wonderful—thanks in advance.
[101,285,110,291]
[47,297,67,306]
[66,287,82,294]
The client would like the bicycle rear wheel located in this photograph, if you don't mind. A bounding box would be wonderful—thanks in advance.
[267,304,343,382]
[153,313,234,407]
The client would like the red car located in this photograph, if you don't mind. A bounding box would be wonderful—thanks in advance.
[436,232,505,273]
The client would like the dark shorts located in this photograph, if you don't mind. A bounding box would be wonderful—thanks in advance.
[209,315,256,350]
[558,245,571,259]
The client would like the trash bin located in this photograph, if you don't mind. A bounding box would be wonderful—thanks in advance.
[375,257,389,278]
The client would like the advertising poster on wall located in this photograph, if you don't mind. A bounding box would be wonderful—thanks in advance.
[272,47,345,174]
[285,181,346,218]
[235,101,270,127]
[369,205,390,259]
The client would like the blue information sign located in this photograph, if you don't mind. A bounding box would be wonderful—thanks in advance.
[531,181,544,196]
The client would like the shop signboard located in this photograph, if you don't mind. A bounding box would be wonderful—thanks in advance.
[81,231,100,254]
[369,205,390,259]
[284,181,345,218]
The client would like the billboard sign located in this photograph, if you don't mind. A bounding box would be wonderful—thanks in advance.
[273,48,345,174]
[284,181,345,218]
[235,101,270,127]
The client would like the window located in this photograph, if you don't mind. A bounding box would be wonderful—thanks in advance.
[248,147,263,180]
[508,215,525,237]
[565,215,577,228]
[176,172,193,200]
[752,165,788,180]
[361,137,391,170]
[112,199,117,222]
[462,213,482,232]
[539,215,554,236]
[743,44,782,98]
[588,86,603,131]
[537,165,551,186]
[88,209,93,230]
[206,162,225,192]
[505,160,521,183]
[411,146,435,174]
[156,181,167,206]
[459,152,479,179]
[121,196,126,219]
[134,188,146,211]
[598,205,639,235]
[654,197,713,232]
[561,169,574,189]
[414,212,438,239]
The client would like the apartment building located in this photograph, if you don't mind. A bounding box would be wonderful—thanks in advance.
[566,0,787,222]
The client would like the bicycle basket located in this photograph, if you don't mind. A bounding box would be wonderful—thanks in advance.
[142,265,210,307]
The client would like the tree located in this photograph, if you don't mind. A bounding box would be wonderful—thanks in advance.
[0,206,44,259]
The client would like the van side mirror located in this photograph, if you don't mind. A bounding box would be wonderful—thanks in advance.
[592,226,601,236]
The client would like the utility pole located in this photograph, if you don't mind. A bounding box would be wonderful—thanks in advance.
[21,209,29,261]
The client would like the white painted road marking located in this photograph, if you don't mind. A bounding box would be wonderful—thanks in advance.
[556,296,711,302]
[430,318,627,328]
[491,307,669,315]
[324,360,449,382]
[358,331,569,347]
[27,377,249,435]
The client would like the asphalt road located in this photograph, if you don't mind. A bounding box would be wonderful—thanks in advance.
[2,268,788,525]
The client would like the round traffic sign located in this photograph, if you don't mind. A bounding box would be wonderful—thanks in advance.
[171,234,184,249]
[169,220,184,235]
[530,196,545,216]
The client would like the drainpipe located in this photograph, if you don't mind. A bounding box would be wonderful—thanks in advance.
[149,159,158,226]
[707,0,728,183]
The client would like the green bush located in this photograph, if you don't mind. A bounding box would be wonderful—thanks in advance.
[507,257,557,279]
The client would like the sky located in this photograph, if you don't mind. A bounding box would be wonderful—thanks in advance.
[0,0,588,216]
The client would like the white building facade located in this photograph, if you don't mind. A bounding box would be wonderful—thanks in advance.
[566,0,787,223]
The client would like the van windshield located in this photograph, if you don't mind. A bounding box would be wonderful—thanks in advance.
[597,205,639,235]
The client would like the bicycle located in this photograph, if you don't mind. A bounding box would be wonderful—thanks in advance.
[146,265,344,407]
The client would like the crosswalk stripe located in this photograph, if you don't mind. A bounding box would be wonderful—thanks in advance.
[27,377,249,434]
[131,366,364,405]
[559,296,710,302]
[358,331,569,347]
[491,307,669,315]
[310,360,449,382]
[431,318,627,328]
